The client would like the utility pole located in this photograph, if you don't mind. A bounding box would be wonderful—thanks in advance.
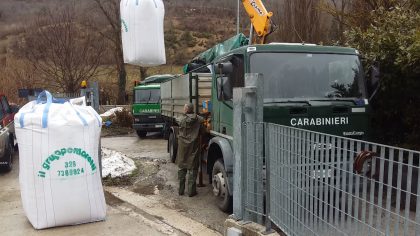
[237,0,240,34]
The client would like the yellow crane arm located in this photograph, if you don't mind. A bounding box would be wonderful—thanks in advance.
[242,0,274,44]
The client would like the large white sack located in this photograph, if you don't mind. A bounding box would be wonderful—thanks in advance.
[121,0,166,66]
[14,91,106,229]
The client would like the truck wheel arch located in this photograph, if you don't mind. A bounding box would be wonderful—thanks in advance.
[168,126,179,152]
[207,137,234,196]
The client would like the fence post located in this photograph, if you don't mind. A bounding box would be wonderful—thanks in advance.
[232,73,264,221]
[91,81,100,112]
[232,87,245,220]
[244,73,264,122]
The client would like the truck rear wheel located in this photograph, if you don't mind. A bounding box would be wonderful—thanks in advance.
[169,132,177,163]
[212,159,232,212]
[136,130,147,138]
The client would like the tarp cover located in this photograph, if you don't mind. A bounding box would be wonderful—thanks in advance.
[15,91,106,229]
[139,74,176,85]
[193,33,249,64]
[121,0,166,66]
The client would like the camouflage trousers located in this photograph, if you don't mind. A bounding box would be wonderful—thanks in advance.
[178,168,198,196]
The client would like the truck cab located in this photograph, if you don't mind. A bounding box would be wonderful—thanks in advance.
[0,95,16,172]
[206,43,370,211]
[165,42,371,212]
[132,84,165,138]
[211,44,369,139]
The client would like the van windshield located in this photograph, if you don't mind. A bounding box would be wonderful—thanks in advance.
[134,89,161,104]
[250,53,367,100]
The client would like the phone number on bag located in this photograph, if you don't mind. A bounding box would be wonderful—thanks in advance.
[57,168,85,177]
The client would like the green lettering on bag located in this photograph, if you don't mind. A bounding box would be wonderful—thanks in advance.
[38,147,98,178]
[60,148,67,156]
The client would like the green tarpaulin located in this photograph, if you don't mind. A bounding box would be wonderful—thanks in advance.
[139,74,176,85]
[193,33,249,64]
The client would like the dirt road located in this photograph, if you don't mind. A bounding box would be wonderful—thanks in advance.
[0,133,226,235]
[101,133,229,233]
[0,153,188,236]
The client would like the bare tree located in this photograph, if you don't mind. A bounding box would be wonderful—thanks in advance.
[17,4,105,93]
[319,0,350,43]
[0,58,41,104]
[277,0,325,43]
[140,67,148,81]
[92,0,127,104]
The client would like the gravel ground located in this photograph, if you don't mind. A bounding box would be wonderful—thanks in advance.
[0,153,185,236]
[101,133,229,233]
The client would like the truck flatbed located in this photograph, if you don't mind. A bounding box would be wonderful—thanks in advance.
[161,73,212,123]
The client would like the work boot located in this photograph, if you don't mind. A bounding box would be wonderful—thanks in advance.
[188,192,197,197]
[178,168,187,195]
[179,185,185,196]
[187,169,198,197]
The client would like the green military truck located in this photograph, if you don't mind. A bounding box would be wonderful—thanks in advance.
[161,36,374,211]
[132,75,175,138]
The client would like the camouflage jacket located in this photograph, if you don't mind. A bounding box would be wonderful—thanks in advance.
[176,114,205,169]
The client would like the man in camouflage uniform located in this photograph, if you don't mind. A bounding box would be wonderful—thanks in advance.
[176,103,206,197]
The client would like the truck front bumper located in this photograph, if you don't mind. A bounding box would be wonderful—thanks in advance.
[133,123,165,132]
[0,146,10,165]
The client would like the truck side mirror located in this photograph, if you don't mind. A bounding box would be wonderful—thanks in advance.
[217,62,233,74]
[216,76,233,101]
[216,61,233,101]
[369,62,381,100]
[371,63,380,83]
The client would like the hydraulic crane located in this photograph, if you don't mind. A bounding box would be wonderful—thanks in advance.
[241,0,276,44]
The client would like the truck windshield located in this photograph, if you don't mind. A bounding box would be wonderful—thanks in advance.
[250,53,367,100]
[134,89,161,104]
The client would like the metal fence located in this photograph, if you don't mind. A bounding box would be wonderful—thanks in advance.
[27,92,82,101]
[53,92,81,99]
[242,122,420,236]
[243,122,265,222]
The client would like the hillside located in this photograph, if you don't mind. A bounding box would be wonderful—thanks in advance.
[0,0,239,65]
[0,0,241,102]
[0,0,337,103]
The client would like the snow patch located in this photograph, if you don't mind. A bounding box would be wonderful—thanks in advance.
[102,148,136,178]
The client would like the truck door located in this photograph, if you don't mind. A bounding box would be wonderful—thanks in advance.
[212,55,244,136]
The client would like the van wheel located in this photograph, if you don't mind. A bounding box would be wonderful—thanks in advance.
[169,132,177,163]
[212,159,232,212]
[3,142,13,172]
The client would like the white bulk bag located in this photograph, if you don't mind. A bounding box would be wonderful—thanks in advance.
[14,91,106,229]
[120,0,166,66]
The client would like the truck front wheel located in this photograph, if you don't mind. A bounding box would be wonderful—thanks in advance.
[136,130,147,138]
[169,132,177,163]
[212,159,232,212]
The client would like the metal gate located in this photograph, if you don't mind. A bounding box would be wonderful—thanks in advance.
[242,122,420,236]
